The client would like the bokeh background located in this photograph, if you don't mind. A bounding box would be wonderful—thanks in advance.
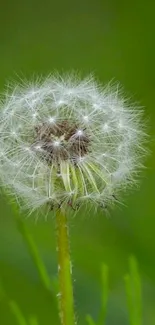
[0,1,155,324]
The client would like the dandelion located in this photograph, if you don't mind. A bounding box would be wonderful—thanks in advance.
[0,74,147,325]
[0,75,146,213]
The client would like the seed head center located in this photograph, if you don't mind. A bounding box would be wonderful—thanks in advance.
[32,120,90,164]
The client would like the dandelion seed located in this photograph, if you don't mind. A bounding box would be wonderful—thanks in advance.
[83,115,89,122]
[48,116,56,124]
[75,130,84,136]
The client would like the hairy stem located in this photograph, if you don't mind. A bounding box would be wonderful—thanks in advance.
[56,209,76,325]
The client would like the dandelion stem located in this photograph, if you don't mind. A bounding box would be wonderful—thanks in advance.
[56,209,75,325]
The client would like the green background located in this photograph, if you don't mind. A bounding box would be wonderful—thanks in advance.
[0,1,155,324]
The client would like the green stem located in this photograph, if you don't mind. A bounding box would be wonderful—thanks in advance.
[56,209,76,325]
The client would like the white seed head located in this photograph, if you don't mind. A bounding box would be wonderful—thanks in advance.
[0,74,147,214]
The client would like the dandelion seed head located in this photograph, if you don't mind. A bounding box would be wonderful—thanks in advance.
[0,74,147,214]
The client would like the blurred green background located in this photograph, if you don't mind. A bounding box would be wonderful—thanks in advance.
[0,0,155,324]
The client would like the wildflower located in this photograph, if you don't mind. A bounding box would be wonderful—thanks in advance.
[0,74,146,214]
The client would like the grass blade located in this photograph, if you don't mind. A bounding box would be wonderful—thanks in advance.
[86,314,96,325]
[98,264,109,325]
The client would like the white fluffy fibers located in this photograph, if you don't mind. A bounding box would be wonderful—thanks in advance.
[0,75,147,214]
